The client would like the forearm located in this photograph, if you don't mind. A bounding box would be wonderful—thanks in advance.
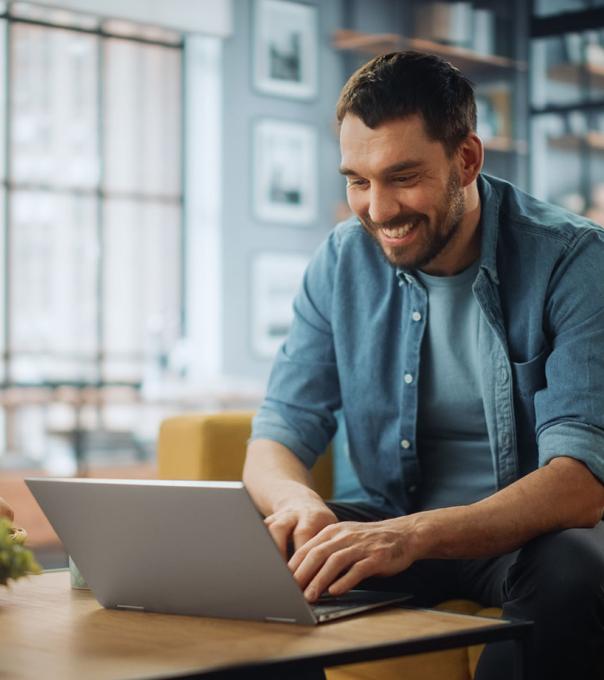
[412,456,604,560]
[243,438,323,516]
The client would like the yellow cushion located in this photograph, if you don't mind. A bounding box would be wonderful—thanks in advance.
[327,647,471,680]
[467,607,505,677]
[158,411,333,499]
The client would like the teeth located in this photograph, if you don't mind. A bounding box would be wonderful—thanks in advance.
[381,222,415,238]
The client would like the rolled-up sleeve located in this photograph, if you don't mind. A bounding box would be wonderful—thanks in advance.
[535,228,604,483]
[251,231,342,468]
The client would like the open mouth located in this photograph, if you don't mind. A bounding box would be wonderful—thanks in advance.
[379,220,420,243]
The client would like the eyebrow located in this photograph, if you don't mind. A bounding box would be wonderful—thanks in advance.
[339,160,423,177]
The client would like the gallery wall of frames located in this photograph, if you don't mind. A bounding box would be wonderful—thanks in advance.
[220,0,343,379]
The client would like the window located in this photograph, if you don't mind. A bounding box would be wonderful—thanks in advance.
[6,6,183,385]
[0,3,184,463]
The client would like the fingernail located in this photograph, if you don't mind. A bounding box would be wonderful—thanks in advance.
[305,588,316,601]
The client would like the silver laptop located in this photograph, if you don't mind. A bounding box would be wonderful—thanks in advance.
[26,478,411,624]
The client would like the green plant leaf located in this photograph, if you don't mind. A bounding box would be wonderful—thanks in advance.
[0,518,42,586]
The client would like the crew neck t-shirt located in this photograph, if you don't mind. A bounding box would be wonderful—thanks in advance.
[415,259,496,510]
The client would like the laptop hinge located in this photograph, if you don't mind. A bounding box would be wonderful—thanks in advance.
[264,616,296,623]
[116,604,145,611]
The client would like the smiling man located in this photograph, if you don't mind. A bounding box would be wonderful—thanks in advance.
[244,52,604,680]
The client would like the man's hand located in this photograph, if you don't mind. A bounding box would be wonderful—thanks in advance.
[0,496,14,522]
[264,496,338,560]
[288,517,422,602]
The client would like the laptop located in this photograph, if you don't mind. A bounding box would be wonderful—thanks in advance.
[25,478,411,624]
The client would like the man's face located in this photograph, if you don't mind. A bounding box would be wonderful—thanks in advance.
[339,114,467,273]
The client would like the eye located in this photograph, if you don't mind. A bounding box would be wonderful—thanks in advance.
[346,177,368,188]
[392,174,417,184]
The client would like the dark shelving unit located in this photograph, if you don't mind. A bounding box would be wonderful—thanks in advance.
[530,2,604,224]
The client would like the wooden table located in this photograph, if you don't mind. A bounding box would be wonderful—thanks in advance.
[0,571,533,680]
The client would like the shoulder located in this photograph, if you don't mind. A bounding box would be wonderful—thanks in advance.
[485,174,603,251]
[313,215,383,270]
[331,215,368,248]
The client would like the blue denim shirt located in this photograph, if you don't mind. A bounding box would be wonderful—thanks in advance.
[251,174,604,516]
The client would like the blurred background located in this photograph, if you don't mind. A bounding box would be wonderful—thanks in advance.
[0,0,601,566]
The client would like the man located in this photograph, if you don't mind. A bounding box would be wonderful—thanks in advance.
[244,51,604,679]
[0,496,13,521]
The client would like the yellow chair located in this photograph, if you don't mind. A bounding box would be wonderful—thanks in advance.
[158,411,501,680]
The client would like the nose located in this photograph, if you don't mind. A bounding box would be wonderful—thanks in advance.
[367,184,401,225]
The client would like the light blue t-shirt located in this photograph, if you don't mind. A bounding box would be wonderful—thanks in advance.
[415,260,496,510]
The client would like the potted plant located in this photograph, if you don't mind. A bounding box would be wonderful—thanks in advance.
[0,518,41,586]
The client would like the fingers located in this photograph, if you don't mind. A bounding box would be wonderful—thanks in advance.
[264,513,296,560]
[288,522,344,573]
[289,521,410,602]
[290,523,358,593]
[265,504,338,560]
[300,545,361,601]
[328,558,377,596]
[291,526,316,553]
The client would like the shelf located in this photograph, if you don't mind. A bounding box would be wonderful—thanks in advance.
[404,37,525,75]
[332,30,526,77]
[483,137,528,154]
[548,62,604,88]
[548,132,604,152]
[332,29,402,55]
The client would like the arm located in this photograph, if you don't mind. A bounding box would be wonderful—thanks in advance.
[417,456,604,559]
[243,439,337,559]
[246,234,344,559]
[290,456,604,601]
[0,496,14,521]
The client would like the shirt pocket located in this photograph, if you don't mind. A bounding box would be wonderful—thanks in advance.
[511,349,548,397]
[511,349,548,474]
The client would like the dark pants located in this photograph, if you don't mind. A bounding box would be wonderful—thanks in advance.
[326,502,604,680]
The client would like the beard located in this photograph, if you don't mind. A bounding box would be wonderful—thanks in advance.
[359,169,466,271]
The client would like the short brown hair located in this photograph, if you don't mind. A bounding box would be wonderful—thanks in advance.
[336,51,477,156]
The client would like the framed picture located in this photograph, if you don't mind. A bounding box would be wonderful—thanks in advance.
[253,118,318,224]
[251,252,308,359]
[253,0,318,100]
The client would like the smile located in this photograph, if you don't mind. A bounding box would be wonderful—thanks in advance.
[379,221,419,244]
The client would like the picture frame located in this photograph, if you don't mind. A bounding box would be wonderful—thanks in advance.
[253,118,318,224]
[253,0,318,100]
[251,252,308,359]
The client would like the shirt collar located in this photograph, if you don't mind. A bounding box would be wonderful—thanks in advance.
[395,173,500,286]
[476,173,500,285]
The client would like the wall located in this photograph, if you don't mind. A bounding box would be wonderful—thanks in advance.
[34,0,233,36]
[219,0,346,381]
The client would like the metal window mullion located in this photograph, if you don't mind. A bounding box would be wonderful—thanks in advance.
[2,179,182,203]
[3,16,13,457]
[7,14,183,51]
[179,40,187,339]
[96,33,104,389]
[4,16,11,385]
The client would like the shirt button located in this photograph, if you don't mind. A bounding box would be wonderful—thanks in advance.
[404,373,414,384]
[412,311,422,322]
[407,485,417,494]
[400,439,411,449]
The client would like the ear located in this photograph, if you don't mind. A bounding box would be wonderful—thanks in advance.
[456,133,483,187]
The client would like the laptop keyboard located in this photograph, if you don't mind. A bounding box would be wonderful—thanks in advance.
[311,594,374,616]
